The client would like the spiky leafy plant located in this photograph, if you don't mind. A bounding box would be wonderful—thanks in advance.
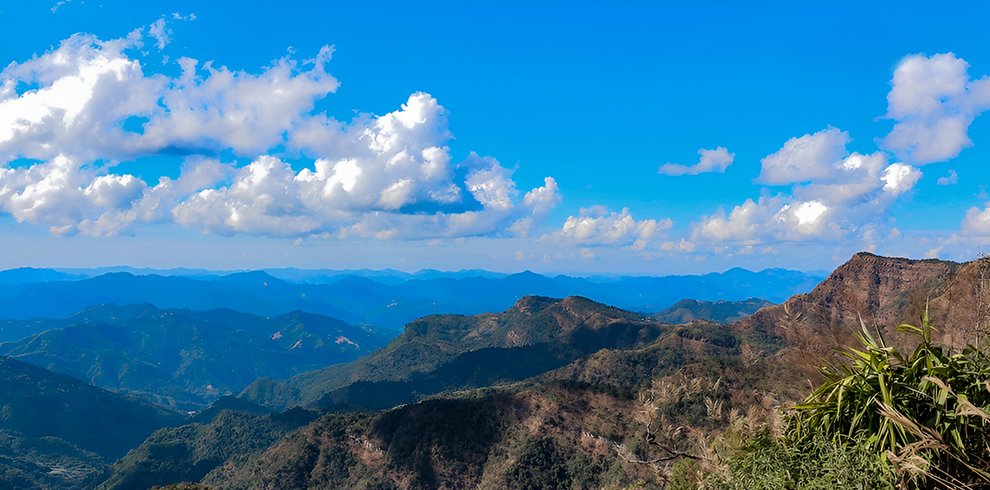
[790,311,990,489]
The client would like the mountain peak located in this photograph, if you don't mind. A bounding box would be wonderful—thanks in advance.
[510,295,559,313]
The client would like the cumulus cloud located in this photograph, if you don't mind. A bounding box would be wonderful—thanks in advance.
[0,29,560,239]
[881,53,990,164]
[937,169,959,186]
[548,206,672,250]
[0,31,338,162]
[693,128,922,247]
[658,147,734,176]
[757,127,850,185]
[962,203,990,237]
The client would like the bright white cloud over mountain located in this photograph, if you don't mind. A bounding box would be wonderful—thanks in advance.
[693,129,921,249]
[549,206,671,250]
[0,29,560,238]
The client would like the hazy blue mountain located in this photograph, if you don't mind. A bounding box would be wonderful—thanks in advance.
[0,304,393,410]
[0,267,823,328]
[0,267,76,285]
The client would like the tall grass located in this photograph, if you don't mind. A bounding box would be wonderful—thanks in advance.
[790,312,990,488]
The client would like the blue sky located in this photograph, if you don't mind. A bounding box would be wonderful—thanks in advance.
[0,0,989,273]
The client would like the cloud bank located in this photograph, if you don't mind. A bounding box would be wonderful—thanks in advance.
[0,27,559,238]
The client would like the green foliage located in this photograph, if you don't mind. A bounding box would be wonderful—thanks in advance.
[790,314,990,488]
[504,437,608,490]
[0,429,106,490]
[99,408,317,490]
[696,430,897,489]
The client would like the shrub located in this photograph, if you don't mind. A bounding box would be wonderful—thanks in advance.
[789,313,990,488]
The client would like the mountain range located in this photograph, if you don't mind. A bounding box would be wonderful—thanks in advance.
[99,253,990,489]
[0,304,391,410]
[4,252,983,489]
[0,267,822,328]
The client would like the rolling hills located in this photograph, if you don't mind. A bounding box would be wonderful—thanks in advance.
[0,305,392,410]
[0,356,184,488]
[240,295,668,410]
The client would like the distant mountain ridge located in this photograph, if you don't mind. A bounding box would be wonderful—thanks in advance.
[0,267,823,328]
[0,304,392,409]
[240,295,668,410]
[653,297,773,324]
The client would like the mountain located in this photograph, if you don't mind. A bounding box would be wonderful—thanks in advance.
[135,318,769,489]
[0,267,824,328]
[653,297,773,324]
[204,386,658,489]
[732,253,985,370]
[111,252,990,489]
[0,305,392,410]
[0,429,106,490]
[105,317,743,490]
[240,296,667,410]
[0,267,75,285]
[98,408,318,490]
[0,356,184,488]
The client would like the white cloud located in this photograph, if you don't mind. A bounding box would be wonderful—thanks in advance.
[757,127,850,185]
[148,18,172,50]
[0,31,339,163]
[658,146,734,176]
[962,203,990,237]
[0,30,561,239]
[881,163,922,195]
[660,239,696,253]
[881,53,990,164]
[692,196,834,243]
[692,128,922,247]
[549,206,672,249]
[937,169,959,186]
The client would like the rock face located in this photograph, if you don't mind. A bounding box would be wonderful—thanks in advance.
[735,253,988,374]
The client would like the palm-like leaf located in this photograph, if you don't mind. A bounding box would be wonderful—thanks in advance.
[789,312,990,488]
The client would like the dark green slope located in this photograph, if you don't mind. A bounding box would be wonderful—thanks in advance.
[0,356,184,489]
[240,296,667,410]
[0,304,392,410]
[0,430,105,490]
[98,408,318,490]
[0,356,183,459]
[653,297,773,324]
